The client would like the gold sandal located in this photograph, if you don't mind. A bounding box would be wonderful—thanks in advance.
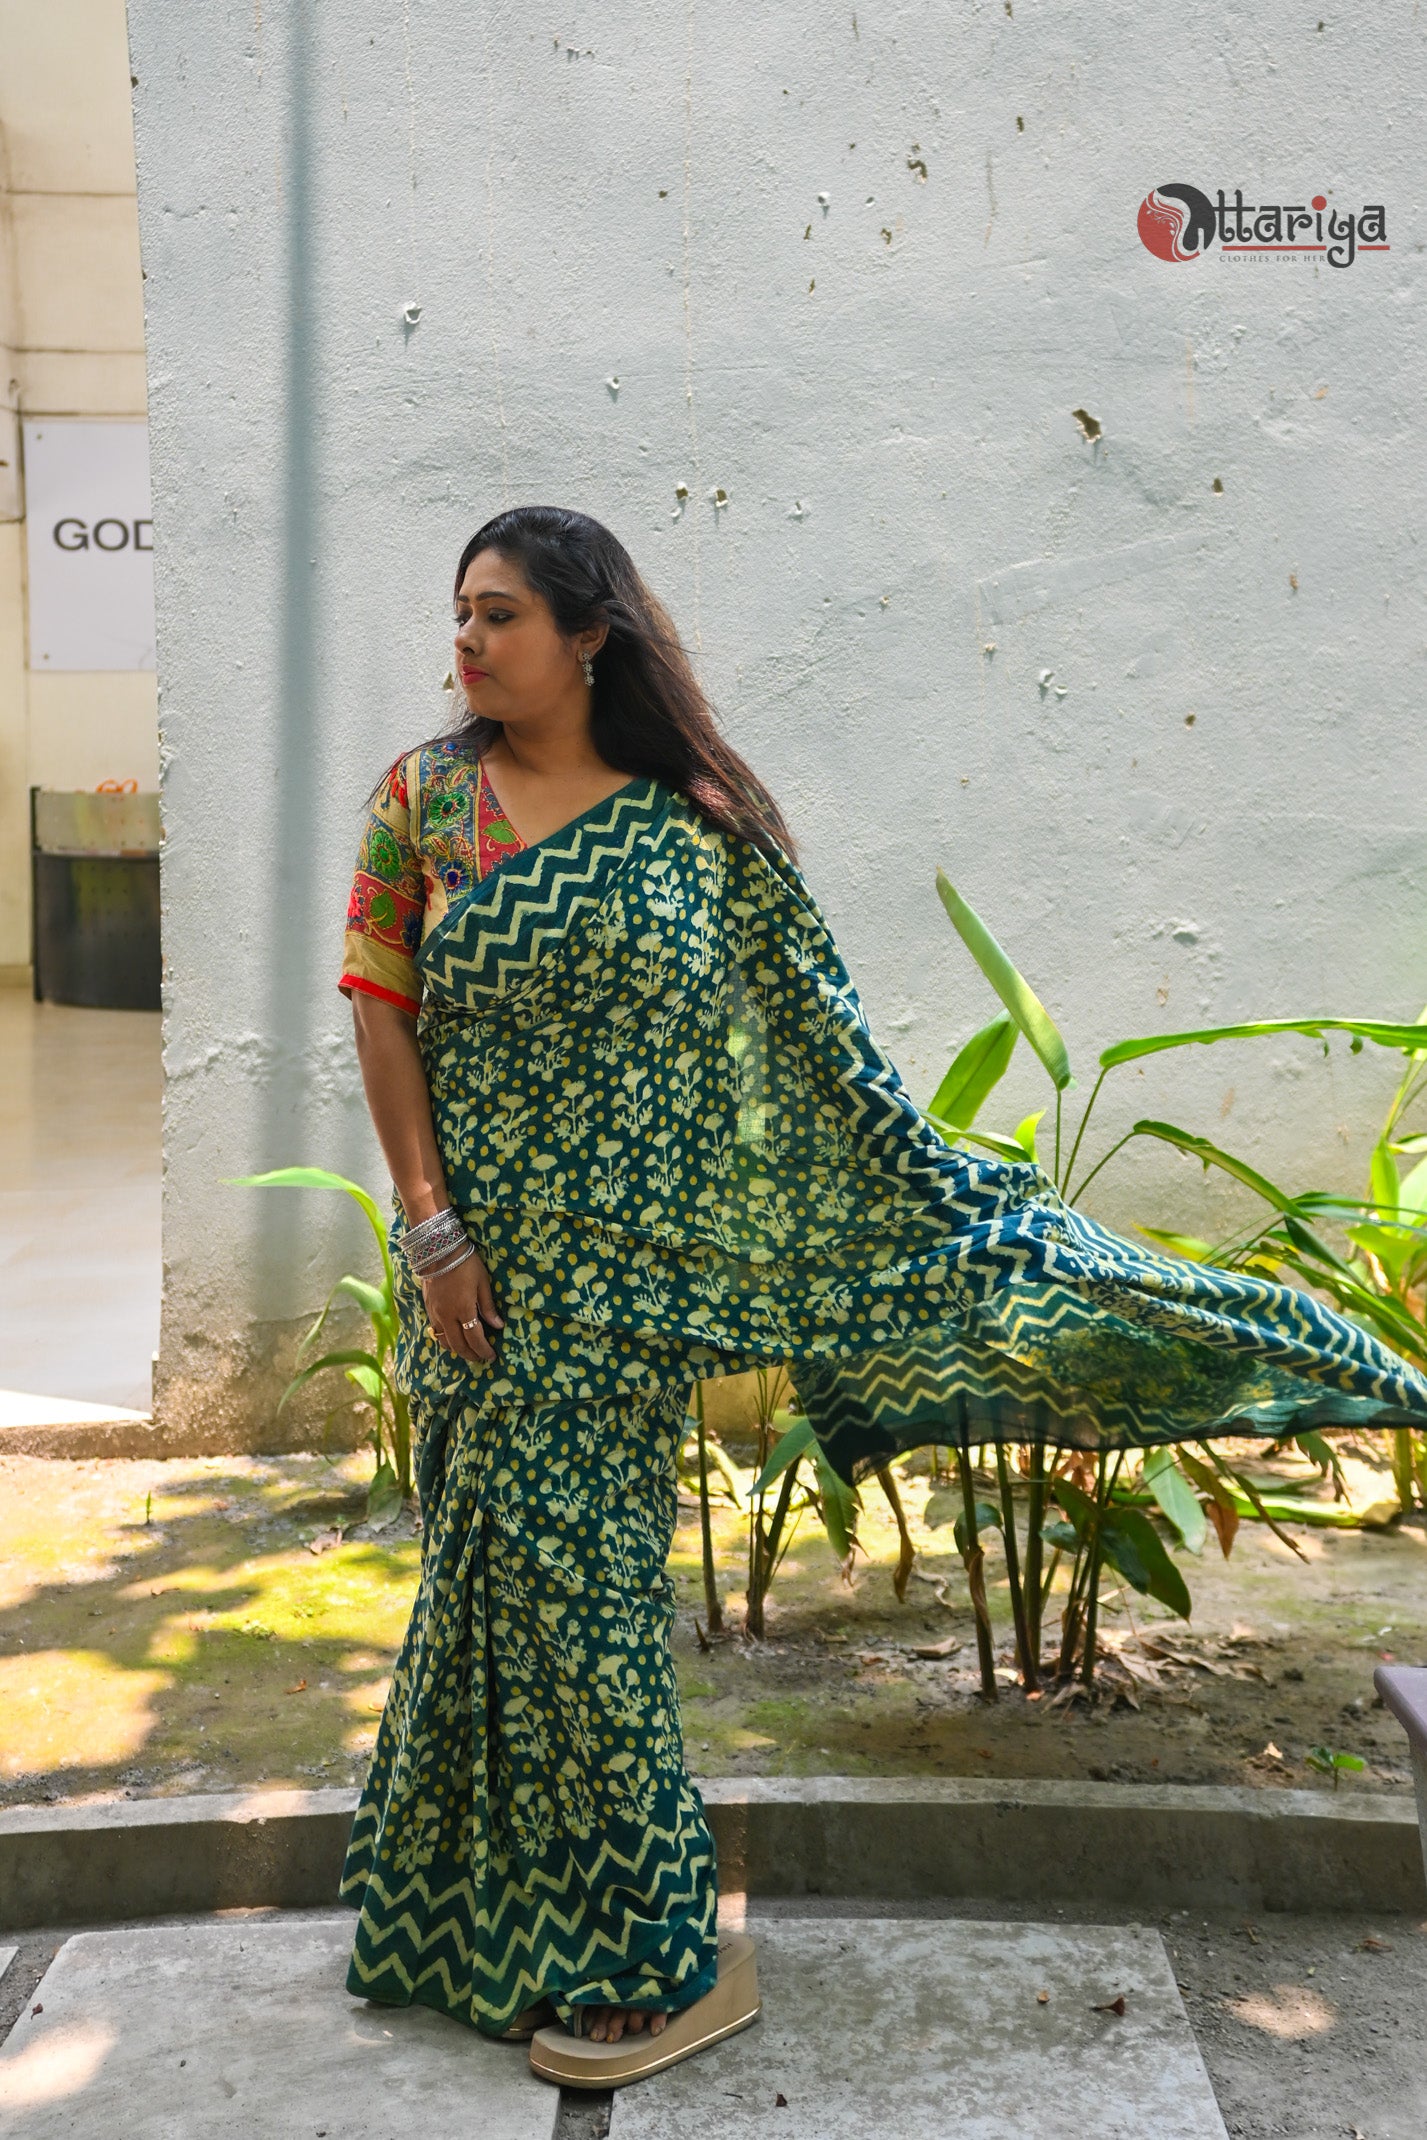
[498,2000,557,2042]
[528,1935,759,2089]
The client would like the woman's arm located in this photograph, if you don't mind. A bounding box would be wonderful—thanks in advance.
[351,993,503,1364]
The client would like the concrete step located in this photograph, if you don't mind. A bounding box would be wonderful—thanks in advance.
[1,1776,1419,1933]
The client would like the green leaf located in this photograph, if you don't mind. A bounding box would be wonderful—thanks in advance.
[1399,1153,1427,1221]
[1055,1475,1192,1615]
[934,873,1073,1091]
[1369,1137,1401,1223]
[1306,1745,1365,1775]
[344,1364,384,1401]
[1134,1225,1218,1264]
[927,1013,1018,1129]
[1100,1017,1427,1072]
[1129,1122,1296,1212]
[1039,1519,1080,1551]
[750,1416,816,1497]
[1347,1222,1423,1287]
[228,1166,393,1279]
[1013,1110,1045,1163]
[335,1273,392,1327]
[278,1347,390,1412]
[1049,1476,1096,1540]
[925,1113,1041,1166]
[813,1446,860,1559]
[953,1499,1003,1559]
[1098,1507,1192,1618]
[1142,1446,1207,1554]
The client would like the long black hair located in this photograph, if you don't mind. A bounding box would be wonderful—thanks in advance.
[417,504,796,862]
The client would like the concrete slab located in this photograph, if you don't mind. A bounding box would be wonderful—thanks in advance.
[0,1952,13,1986]
[610,1918,1227,2140]
[0,1917,555,2139]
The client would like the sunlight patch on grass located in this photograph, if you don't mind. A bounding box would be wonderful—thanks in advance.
[0,1650,170,1774]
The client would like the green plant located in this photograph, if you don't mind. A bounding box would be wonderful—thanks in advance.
[230,1167,410,1520]
[676,1369,872,1642]
[1306,1744,1367,1790]
[916,877,1427,1693]
[1138,1023,1427,1509]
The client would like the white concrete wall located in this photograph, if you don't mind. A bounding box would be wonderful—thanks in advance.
[127,1,1427,1429]
[0,0,157,979]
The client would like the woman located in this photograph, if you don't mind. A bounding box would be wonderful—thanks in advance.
[338,504,1427,2089]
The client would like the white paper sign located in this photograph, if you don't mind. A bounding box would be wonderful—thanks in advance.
[23,420,156,671]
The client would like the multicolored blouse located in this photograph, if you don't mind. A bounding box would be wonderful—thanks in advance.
[340,744,527,1015]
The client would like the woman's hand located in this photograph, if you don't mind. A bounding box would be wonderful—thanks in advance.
[421,1251,505,1364]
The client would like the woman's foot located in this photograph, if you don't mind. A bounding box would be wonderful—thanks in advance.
[586,2007,669,2044]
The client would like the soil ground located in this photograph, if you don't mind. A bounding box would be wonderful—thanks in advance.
[0,1437,1420,1808]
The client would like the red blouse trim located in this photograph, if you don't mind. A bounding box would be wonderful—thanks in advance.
[339,972,421,1017]
[476,759,526,879]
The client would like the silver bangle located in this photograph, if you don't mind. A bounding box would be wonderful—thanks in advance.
[399,1206,471,1275]
[416,1239,476,1280]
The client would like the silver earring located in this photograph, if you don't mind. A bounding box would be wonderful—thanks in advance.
[581,652,595,686]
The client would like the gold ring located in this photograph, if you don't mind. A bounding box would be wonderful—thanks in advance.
[459,1316,482,1330]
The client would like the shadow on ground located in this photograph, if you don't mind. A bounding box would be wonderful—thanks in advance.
[0,1444,1422,1809]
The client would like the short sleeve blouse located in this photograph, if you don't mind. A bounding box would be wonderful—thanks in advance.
[339,746,527,1016]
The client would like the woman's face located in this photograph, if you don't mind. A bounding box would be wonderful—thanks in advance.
[452,548,603,724]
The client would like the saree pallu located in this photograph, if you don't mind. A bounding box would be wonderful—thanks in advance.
[343,773,1427,2033]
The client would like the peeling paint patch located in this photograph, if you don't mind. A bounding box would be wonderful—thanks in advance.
[1071,407,1102,442]
[978,535,1193,629]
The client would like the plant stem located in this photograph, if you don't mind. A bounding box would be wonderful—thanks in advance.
[695,1383,723,1634]
[1080,1452,1125,1689]
[957,1444,998,1701]
[995,1444,1036,1689]
[1060,1067,1109,1202]
[1057,1548,1088,1679]
[1392,1426,1417,1515]
[1023,1439,1047,1672]
[761,1459,802,1589]
[877,1466,917,1602]
[1064,1128,1137,1208]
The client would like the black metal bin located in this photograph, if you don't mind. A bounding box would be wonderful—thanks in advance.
[31,788,161,1011]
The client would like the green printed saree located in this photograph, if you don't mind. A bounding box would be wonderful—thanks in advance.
[341,763,1427,2038]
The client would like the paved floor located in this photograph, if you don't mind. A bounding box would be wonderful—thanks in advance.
[0,1900,1421,2139]
[0,1913,1224,2140]
[0,1918,555,2139]
[0,992,160,1412]
[611,1917,1225,2139]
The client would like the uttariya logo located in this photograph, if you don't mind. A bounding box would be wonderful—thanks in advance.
[1137,185,1388,268]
